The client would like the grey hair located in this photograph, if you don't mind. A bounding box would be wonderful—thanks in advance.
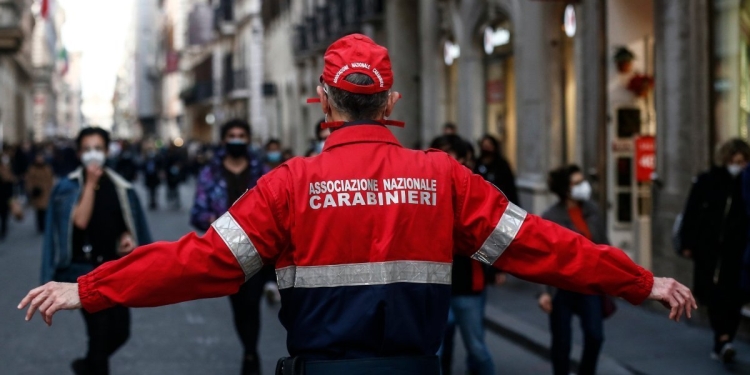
[326,73,390,121]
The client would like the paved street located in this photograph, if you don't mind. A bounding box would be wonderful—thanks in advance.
[1,182,552,375]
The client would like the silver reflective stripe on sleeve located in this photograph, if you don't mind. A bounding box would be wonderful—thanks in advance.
[471,202,527,265]
[211,212,263,281]
[275,261,452,289]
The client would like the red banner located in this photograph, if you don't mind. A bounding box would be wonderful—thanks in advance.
[635,136,655,182]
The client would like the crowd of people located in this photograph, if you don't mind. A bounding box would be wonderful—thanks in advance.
[2,121,748,375]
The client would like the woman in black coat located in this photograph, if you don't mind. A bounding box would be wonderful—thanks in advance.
[475,134,519,205]
[680,138,750,363]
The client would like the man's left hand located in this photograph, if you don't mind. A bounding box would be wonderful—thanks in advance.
[648,277,697,322]
[118,233,136,256]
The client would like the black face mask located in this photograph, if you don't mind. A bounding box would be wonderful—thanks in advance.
[226,142,248,158]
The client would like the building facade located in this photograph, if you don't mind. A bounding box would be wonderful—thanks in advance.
[0,0,34,146]
[178,0,265,144]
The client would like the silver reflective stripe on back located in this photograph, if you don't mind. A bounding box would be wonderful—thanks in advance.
[211,212,263,281]
[275,261,452,289]
[471,203,527,265]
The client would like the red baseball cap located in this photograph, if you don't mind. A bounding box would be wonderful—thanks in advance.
[308,34,393,103]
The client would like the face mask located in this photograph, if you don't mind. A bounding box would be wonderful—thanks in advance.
[266,151,282,163]
[570,181,592,202]
[315,141,325,154]
[1,156,9,165]
[225,140,248,158]
[728,164,744,177]
[81,150,106,167]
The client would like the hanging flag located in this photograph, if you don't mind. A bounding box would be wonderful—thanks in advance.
[58,47,69,76]
[41,0,50,19]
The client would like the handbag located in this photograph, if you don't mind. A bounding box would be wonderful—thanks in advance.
[602,296,618,319]
[9,198,23,221]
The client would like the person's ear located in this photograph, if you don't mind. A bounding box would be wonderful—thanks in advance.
[384,91,401,118]
[317,86,330,115]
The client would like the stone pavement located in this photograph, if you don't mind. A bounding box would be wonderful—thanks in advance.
[485,276,750,374]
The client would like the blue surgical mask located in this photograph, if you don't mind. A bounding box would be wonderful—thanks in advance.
[266,151,282,163]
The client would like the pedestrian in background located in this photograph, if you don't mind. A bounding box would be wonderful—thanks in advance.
[114,140,138,182]
[305,119,330,157]
[25,153,54,233]
[264,139,283,170]
[476,134,519,205]
[165,143,186,209]
[190,119,270,375]
[41,127,152,375]
[679,138,750,363]
[0,150,16,240]
[538,164,608,375]
[142,143,162,210]
[432,134,496,375]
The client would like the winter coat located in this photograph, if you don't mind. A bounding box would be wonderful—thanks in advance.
[476,156,519,205]
[25,164,54,210]
[189,148,266,231]
[681,166,748,302]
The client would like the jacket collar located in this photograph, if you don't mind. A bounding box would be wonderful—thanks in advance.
[67,167,133,189]
[323,123,402,152]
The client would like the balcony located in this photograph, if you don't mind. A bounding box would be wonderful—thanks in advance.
[292,0,386,59]
[180,80,214,105]
[224,69,249,99]
[214,0,235,36]
[0,0,24,54]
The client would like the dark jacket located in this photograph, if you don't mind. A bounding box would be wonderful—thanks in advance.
[41,168,152,283]
[541,200,609,295]
[476,156,519,205]
[189,148,266,231]
[681,166,747,302]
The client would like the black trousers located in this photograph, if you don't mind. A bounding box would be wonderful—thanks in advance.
[80,305,131,375]
[708,270,746,346]
[0,204,8,239]
[147,185,158,209]
[550,291,604,375]
[229,269,268,374]
[35,209,46,233]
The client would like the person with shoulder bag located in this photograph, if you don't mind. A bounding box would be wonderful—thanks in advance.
[537,165,612,375]
[40,128,152,375]
[680,139,750,364]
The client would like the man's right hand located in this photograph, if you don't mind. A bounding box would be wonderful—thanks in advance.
[648,277,697,322]
[18,282,82,326]
[538,292,553,314]
[85,164,104,187]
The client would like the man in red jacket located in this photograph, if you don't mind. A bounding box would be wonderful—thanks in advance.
[20,34,695,375]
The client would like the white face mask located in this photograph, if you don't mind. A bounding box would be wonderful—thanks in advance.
[728,164,744,177]
[570,181,592,202]
[81,150,106,167]
[1,155,9,165]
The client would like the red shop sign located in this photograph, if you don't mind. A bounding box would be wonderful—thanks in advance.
[635,136,655,182]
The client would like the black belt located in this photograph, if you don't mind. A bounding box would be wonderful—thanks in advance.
[276,355,440,375]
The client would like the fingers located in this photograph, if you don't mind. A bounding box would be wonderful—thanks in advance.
[25,289,50,321]
[18,285,45,309]
[40,299,59,326]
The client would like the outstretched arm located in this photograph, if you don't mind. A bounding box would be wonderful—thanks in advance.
[450,159,696,321]
[20,168,292,326]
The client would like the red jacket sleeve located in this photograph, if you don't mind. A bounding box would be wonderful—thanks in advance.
[450,160,654,305]
[78,168,291,313]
